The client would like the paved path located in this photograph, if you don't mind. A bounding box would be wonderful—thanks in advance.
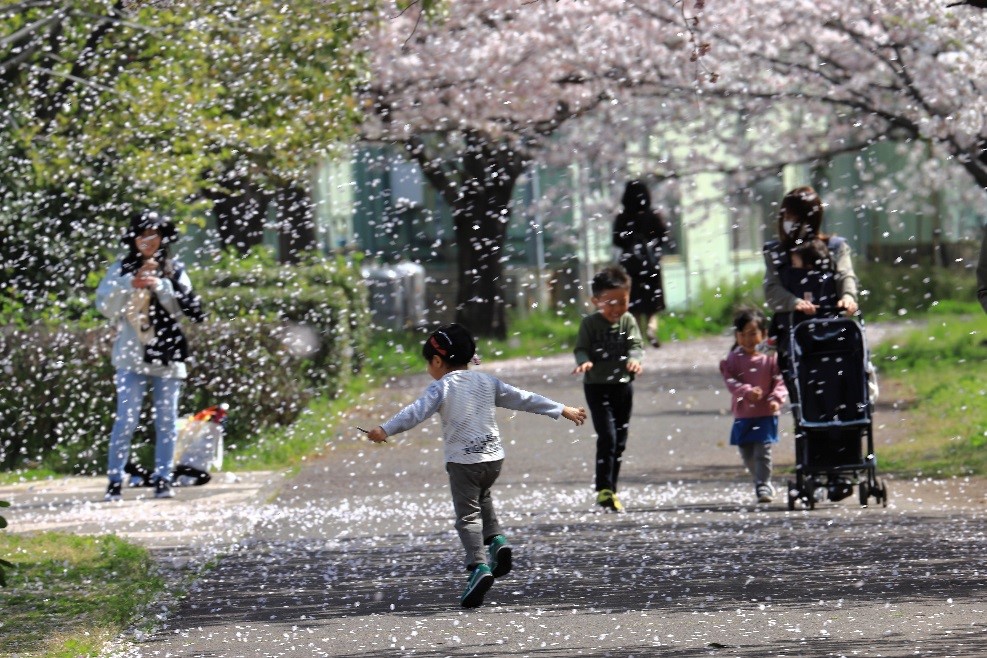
[3,326,986,657]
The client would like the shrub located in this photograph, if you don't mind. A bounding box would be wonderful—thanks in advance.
[195,250,370,385]
[0,325,115,473]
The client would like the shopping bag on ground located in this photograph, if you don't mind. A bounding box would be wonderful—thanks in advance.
[173,404,227,486]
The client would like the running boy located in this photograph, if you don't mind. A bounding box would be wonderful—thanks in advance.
[719,308,788,503]
[572,265,645,512]
[366,324,586,609]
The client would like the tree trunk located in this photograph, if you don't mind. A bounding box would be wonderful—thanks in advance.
[450,188,512,339]
[276,184,318,264]
[206,169,271,255]
[963,140,987,191]
[405,132,528,339]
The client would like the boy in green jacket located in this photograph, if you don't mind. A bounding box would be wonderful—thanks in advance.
[573,265,645,512]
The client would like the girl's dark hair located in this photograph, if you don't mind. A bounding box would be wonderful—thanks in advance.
[733,307,768,334]
[730,307,768,351]
[122,236,174,277]
[121,209,177,276]
[422,323,476,366]
[778,186,832,269]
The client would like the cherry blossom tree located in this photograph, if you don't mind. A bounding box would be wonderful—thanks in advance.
[360,1,691,337]
[621,1,987,207]
[363,1,987,336]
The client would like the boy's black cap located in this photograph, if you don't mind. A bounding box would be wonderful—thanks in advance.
[122,209,178,246]
[423,323,476,366]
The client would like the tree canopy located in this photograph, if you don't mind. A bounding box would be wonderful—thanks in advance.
[360,0,987,335]
[1,0,375,318]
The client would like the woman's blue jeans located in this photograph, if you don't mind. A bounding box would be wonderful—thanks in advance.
[107,369,182,484]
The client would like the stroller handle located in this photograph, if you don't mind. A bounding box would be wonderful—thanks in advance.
[786,305,852,318]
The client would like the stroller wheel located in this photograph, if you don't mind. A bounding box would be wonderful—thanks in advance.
[787,480,798,511]
[807,478,825,510]
[877,479,889,507]
[858,480,870,507]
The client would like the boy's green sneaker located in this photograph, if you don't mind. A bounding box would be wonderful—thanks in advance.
[596,489,624,513]
[488,535,513,578]
[461,563,494,608]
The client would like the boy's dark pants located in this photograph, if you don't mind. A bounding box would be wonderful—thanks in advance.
[584,382,633,492]
[447,460,504,569]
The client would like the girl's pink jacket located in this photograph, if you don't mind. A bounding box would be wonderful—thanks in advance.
[719,347,788,419]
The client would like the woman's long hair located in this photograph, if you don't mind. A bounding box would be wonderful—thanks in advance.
[121,211,177,276]
[777,186,832,269]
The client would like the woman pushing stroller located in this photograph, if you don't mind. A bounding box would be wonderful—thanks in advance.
[763,186,869,506]
[763,186,859,395]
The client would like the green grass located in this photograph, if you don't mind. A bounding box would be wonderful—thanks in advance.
[872,312,987,477]
[359,308,585,379]
[856,261,979,320]
[0,532,164,657]
[228,285,756,471]
[0,467,60,486]
[224,376,380,473]
[352,300,987,481]
[357,279,759,377]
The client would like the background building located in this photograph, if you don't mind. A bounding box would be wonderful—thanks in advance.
[284,140,984,328]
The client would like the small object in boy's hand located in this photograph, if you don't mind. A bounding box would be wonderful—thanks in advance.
[359,426,389,443]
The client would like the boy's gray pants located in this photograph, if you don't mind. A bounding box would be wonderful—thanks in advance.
[738,443,773,486]
[447,459,504,569]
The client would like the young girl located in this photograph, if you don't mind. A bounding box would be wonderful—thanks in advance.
[719,308,788,504]
[366,324,586,608]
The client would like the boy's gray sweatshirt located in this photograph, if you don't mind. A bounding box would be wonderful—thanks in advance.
[380,370,564,465]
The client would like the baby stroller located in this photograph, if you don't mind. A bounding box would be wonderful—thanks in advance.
[781,310,888,510]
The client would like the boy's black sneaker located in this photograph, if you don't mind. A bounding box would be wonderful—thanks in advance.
[104,481,122,502]
[460,564,494,608]
[154,479,175,499]
[487,535,513,578]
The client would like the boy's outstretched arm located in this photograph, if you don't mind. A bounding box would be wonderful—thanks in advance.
[366,383,443,444]
[562,406,588,425]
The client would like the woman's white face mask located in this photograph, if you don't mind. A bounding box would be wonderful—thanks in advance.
[782,220,796,235]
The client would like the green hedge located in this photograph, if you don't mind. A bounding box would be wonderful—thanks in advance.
[0,253,370,474]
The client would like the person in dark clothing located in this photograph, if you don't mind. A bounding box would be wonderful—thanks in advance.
[613,180,671,348]
[572,265,645,513]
